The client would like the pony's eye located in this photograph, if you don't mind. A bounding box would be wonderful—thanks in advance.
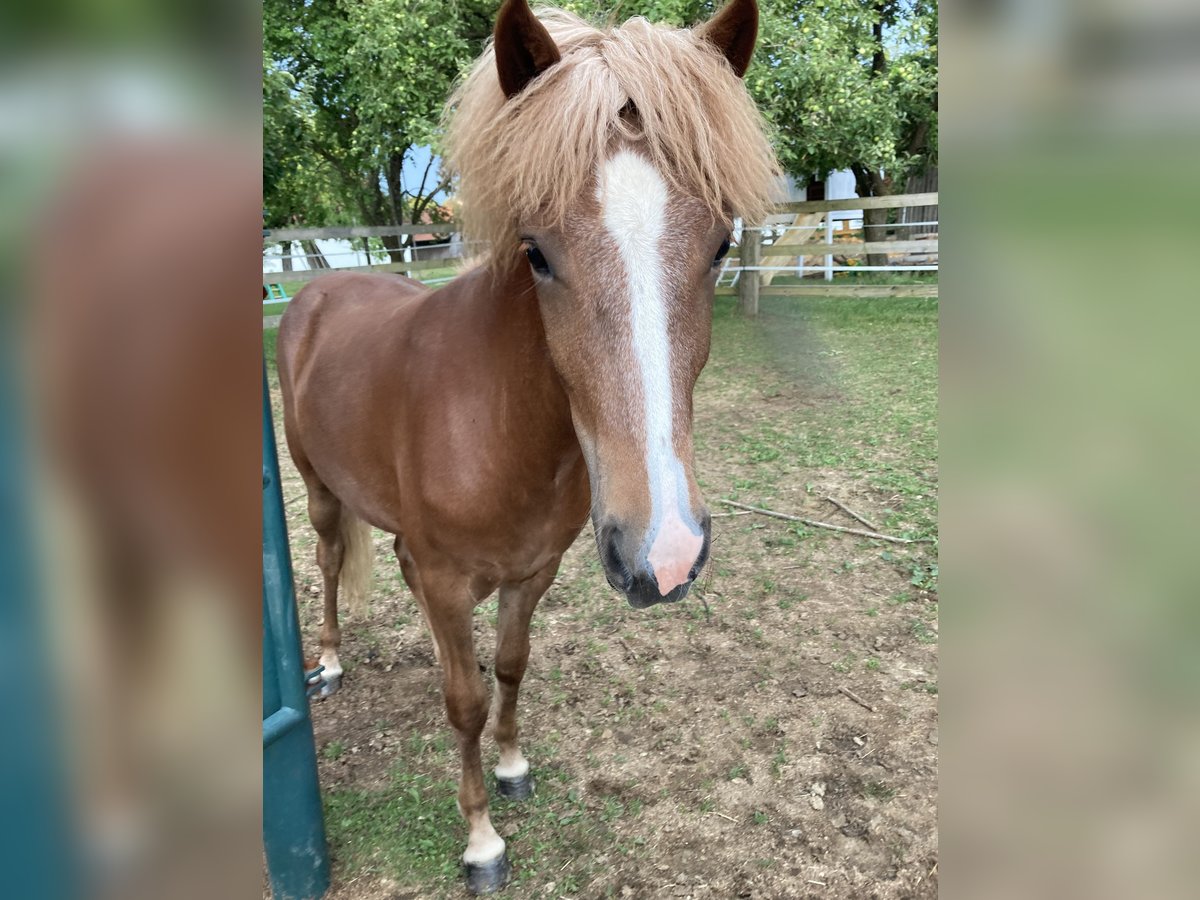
[713,236,731,267]
[525,245,552,277]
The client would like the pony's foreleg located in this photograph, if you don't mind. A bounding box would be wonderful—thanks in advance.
[490,562,557,800]
[424,575,510,894]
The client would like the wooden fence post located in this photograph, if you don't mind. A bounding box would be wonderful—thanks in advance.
[738,226,761,316]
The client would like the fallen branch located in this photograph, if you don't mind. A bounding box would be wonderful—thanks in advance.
[837,685,876,712]
[717,499,931,544]
[823,495,880,533]
[711,510,754,519]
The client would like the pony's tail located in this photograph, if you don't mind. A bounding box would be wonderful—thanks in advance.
[339,509,374,618]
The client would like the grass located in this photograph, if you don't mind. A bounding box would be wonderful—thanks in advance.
[323,740,346,761]
[701,292,938,585]
[862,780,897,802]
[325,771,462,885]
[324,757,646,896]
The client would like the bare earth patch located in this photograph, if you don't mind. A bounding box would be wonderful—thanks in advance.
[267,295,938,899]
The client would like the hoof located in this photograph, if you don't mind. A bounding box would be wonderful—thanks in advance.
[463,851,512,894]
[495,773,534,801]
[317,673,341,698]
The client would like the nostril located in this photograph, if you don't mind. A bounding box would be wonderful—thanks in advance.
[599,524,621,569]
[598,524,634,591]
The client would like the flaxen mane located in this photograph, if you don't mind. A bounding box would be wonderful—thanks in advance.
[443,7,779,269]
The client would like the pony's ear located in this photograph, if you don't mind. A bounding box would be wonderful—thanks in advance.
[695,0,758,78]
[494,0,562,99]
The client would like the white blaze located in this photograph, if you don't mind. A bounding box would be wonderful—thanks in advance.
[598,150,703,594]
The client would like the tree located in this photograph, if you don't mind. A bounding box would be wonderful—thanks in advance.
[264,54,345,267]
[749,0,937,264]
[264,0,937,268]
[263,0,495,260]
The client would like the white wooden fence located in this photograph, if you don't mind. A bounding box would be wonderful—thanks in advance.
[263,192,938,320]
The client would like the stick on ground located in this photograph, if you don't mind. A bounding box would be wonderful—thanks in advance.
[716,499,931,544]
[823,495,880,533]
[838,685,877,712]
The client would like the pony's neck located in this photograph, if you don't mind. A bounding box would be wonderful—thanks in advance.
[476,261,578,452]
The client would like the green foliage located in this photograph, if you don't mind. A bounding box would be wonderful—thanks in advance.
[751,0,938,187]
[263,50,345,229]
[567,1,938,189]
[263,0,494,229]
[264,0,938,227]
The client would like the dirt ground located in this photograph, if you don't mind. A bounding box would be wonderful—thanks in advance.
[267,296,938,899]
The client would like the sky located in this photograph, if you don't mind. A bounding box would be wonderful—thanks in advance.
[402,143,448,205]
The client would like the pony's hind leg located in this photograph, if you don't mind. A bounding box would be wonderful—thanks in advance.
[491,562,557,801]
[306,484,348,696]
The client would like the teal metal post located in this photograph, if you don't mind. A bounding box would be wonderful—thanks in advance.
[0,344,77,900]
[263,366,330,899]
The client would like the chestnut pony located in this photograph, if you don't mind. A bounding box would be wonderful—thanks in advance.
[278,0,776,891]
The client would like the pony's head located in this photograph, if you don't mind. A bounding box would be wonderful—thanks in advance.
[445,0,777,607]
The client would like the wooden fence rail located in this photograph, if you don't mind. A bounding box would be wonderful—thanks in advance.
[263,192,938,310]
[734,192,938,314]
[267,222,456,241]
[723,239,938,262]
[774,192,938,215]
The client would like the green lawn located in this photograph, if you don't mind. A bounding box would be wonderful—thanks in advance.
[701,293,938,542]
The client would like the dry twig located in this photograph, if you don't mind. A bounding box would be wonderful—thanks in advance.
[716,499,930,544]
[823,495,880,532]
[837,685,877,712]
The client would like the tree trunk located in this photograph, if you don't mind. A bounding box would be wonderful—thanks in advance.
[857,5,900,271]
[853,165,893,269]
[862,207,891,269]
[280,241,293,272]
[380,233,406,264]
